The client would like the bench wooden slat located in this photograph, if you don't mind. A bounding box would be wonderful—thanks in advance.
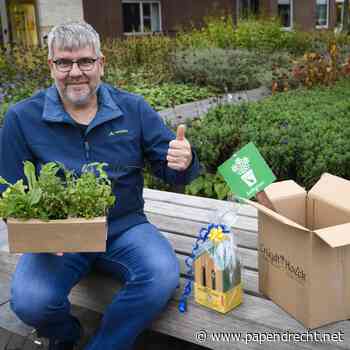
[0,328,14,350]
[156,299,350,350]
[145,200,258,232]
[68,275,350,350]
[162,231,258,270]
[0,249,260,299]
[1,268,349,350]
[2,188,350,350]
[0,247,11,304]
[0,301,326,350]
[144,188,257,218]
[147,212,258,249]
[0,302,32,338]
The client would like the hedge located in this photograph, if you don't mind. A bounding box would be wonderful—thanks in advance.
[184,79,350,198]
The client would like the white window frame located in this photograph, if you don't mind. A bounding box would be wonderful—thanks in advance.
[278,0,293,30]
[316,0,329,29]
[122,0,162,35]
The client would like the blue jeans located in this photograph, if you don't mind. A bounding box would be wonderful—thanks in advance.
[10,223,180,350]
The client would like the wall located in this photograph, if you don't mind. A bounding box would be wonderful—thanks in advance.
[37,0,84,42]
[293,0,316,31]
[83,0,342,41]
[83,0,235,38]
[267,0,338,31]
[161,0,235,34]
[83,0,123,39]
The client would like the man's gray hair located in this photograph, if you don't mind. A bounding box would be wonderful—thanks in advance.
[47,22,102,59]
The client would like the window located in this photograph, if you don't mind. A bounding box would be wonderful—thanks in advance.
[122,1,161,34]
[278,0,293,29]
[316,0,329,28]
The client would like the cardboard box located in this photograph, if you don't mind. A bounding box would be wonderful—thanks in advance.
[245,173,350,329]
[7,217,107,253]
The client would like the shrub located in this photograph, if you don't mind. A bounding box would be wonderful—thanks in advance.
[185,172,231,199]
[103,35,175,84]
[272,43,350,93]
[173,48,261,92]
[125,82,215,111]
[176,16,314,55]
[176,15,236,49]
[172,48,292,92]
[0,45,51,119]
[184,79,350,198]
[233,17,291,52]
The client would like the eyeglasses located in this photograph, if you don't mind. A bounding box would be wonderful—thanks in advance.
[52,57,99,72]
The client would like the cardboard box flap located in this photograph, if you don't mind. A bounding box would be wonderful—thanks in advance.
[243,198,309,232]
[265,180,306,226]
[314,223,350,248]
[265,180,305,201]
[308,173,350,212]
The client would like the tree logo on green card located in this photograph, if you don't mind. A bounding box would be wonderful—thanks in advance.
[231,157,257,187]
[218,143,276,199]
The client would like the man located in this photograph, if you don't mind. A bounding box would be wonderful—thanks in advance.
[0,22,200,350]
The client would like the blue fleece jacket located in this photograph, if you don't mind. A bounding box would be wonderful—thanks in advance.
[0,83,200,236]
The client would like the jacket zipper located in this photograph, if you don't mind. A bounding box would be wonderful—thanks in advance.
[84,140,90,161]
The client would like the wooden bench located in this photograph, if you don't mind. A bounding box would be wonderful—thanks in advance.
[0,188,349,349]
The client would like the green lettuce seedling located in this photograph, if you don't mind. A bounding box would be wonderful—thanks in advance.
[0,161,115,220]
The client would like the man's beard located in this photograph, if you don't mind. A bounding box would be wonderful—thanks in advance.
[57,81,99,107]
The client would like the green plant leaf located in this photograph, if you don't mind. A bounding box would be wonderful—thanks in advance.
[28,188,42,206]
[0,177,9,185]
[23,161,37,190]
[214,183,229,200]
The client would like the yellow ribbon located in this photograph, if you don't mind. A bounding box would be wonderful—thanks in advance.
[208,226,225,244]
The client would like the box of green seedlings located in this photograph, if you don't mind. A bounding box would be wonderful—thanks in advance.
[0,161,115,253]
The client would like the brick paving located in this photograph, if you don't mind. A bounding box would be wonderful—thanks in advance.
[159,86,270,126]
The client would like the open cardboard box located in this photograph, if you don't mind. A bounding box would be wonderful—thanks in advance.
[245,173,350,329]
[7,217,107,253]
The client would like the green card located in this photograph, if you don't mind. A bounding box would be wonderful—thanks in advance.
[218,142,276,199]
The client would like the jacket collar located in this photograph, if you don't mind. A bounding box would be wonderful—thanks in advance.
[42,83,123,129]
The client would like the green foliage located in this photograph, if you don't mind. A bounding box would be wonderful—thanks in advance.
[0,161,115,220]
[176,15,236,49]
[176,16,313,55]
[233,18,296,52]
[2,16,350,123]
[272,43,350,93]
[65,163,115,218]
[143,167,172,191]
[185,173,231,199]
[184,105,246,172]
[125,82,215,111]
[173,48,260,92]
[103,35,174,82]
[184,79,350,198]
[0,45,51,123]
[173,48,291,92]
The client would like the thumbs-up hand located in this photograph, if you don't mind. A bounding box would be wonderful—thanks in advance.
[167,124,193,171]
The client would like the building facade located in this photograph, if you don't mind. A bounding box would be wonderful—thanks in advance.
[0,0,347,46]
[260,0,342,31]
[0,0,83,46]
